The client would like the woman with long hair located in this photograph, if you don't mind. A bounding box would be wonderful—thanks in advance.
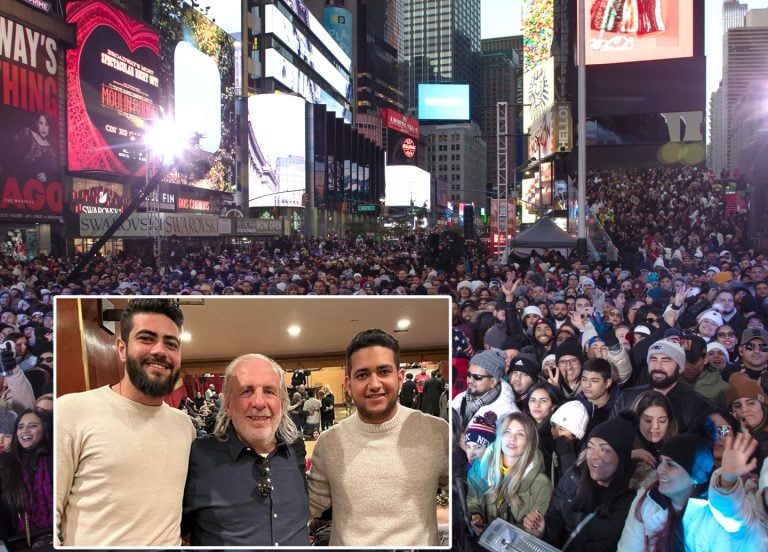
[0,407,53,543]
[630,390,678,487]
[617,433,768,550]
[467,412,552,534]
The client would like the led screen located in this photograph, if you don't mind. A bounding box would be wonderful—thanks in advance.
[154,0,236,192]
[523,1,555,131]
[248,94,306,208]
[417,84,470,121]
[0,14,63,220]
[586,0,693,65]
[521,177,536,224]
[66,0,160,176]
[384,165,430,208]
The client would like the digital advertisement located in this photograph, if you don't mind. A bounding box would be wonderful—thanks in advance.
[66,0,160,176]
[417,84,470,121]
[0,14,62,219]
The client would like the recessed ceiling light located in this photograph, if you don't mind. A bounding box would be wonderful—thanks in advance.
[287,325,301,337]
[397,319,411,330]
[180,331,192,342]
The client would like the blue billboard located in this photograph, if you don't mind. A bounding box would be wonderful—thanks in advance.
[417,84,470,121]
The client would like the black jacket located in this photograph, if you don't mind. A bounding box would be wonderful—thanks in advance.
[612,382,713,433]
[542,463,634,552]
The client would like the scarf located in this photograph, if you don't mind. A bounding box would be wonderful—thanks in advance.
[461,384,501,427]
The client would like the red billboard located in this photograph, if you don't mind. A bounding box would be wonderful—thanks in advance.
[585,0,693,65]
[0,14,63,219]
[66,0,161,176]
[380,108,419,139]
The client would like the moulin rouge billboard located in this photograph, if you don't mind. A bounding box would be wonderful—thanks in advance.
[0,14,62,219]
[66,0,160,177]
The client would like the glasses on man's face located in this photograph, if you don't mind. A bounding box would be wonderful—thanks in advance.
[646,317,658,323]
[743,342,768,353]
[467,372,493,381]
[252,456,273,497]
[606,311,622,318]
[39,356,53,363]
[717,332,736,338]
[558,359,580,368]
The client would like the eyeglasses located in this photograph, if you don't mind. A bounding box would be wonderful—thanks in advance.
[646,317,658,323]
[252,456,273,497]
[715,425,732,439]
[743,342,768,353]
[605,311,622,318]
[39,357,53,362]
[557,359,580,367]
[467,372,493,381]
[717,332,736,338]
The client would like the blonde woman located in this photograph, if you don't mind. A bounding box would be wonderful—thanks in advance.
[466,412,552,534]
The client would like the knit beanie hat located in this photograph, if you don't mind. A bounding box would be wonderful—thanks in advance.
[646,339,686,370]
[555,338,583,363]
[726,372,767,408]
[659,434,715,486]
[523,306,542,319]
[542,354,556,368]
[587,412,636,470]
[550,401,589,440]
[469,350,507,380]
[696,309,723,328]
[509,353,541,380]
[0,408,17,434]
[532,317,555,336]
[464,412,497,448]
[706,341,729,363]
[484,322,509,350]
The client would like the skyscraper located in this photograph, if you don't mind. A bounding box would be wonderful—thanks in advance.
[723,0,748,31]
[402,0,482,124]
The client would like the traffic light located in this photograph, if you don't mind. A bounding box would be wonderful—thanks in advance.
[464,205,474,238]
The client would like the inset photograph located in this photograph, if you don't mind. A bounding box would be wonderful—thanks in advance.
[54,296,450,548]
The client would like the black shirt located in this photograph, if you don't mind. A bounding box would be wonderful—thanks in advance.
[182,425,310,546]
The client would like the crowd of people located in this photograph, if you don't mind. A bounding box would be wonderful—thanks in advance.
[0,164,766,548]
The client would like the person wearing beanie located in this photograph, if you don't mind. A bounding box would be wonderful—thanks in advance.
[726,373,768,470]
[467,412,553,534]
[522,305,542,330]
[695,309,724,342]
[722,328,768,396]
[463,412,497,465]
[618,432,768,551]
[576,358,622,438]
[612,339,713,433]
[551,338,583,399]
[0,407,17,453]
[549,400,590,487]
[524,412,636,550]
[508,353,541,412]
[528,318,556,364]
[452,349,518,428]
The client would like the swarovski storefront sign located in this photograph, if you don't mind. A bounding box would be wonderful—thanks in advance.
[78,212,219,237]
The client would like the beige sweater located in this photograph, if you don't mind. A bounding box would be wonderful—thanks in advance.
[55,385,195,546]
[308,404,449,546]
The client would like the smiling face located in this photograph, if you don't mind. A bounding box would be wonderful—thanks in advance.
[647,353,680,390]
[16,411,44,450]
[657,455,693,504]
[345,345,404,424]
[585,437,620,487]
[715,325,737,350]
[731,397,766,430]
[118,313,182,398]
[501,419,528,467]
[225,357,283,453]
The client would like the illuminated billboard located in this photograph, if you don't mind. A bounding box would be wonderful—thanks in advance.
[0,14,62,220]
[154,0,236,192]
[521,177,537,224]
[417,84,470,121]
[384,165,430,209]
[248,94,306,208]
[586,0,693,65]
[66,0,160,176]
[71,179,126,214]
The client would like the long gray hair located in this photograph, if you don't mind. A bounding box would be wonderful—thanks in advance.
[213,353,300,444]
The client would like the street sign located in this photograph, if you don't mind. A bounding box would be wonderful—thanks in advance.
[356,204,376,212]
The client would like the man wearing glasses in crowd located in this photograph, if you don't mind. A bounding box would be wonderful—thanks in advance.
[722,328,768,394]
[182,353,309,546]
[452,349,518,428]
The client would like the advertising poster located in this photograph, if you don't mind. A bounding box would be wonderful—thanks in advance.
[0,14,62,219]
[66,0,160,176]
[586,0,693,65]
[154,0,236,192]
[71,179,126,214]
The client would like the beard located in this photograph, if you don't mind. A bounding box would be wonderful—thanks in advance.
[649,369,679,390]
[552,312,567,321]
[126,354,180,398]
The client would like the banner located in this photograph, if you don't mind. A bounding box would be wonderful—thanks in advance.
[0,14,62,219]
[78,213,219,237]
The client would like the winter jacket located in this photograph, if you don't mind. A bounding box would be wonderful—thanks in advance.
[467,449,553,528]
[576,385,622,438]
[617,470,768,551]
[542,462,634,551]
[452,381,519,427]
[612,382,712,433]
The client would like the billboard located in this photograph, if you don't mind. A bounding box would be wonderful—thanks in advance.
[71,179,126,214]
[323,6,353,58]
[417,84,470,121]
[384,165,430,209]
[0,14,63,220]
[154,0,236,192]
[381,108,419,139]
[248,94,306,208]
[586,0,693,65]
[523,0,554,131]
[490,199,516,253]
[66,0,160,176]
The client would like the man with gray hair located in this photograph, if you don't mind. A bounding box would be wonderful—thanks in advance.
[182,353,308,546]
[452,349,518,427]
